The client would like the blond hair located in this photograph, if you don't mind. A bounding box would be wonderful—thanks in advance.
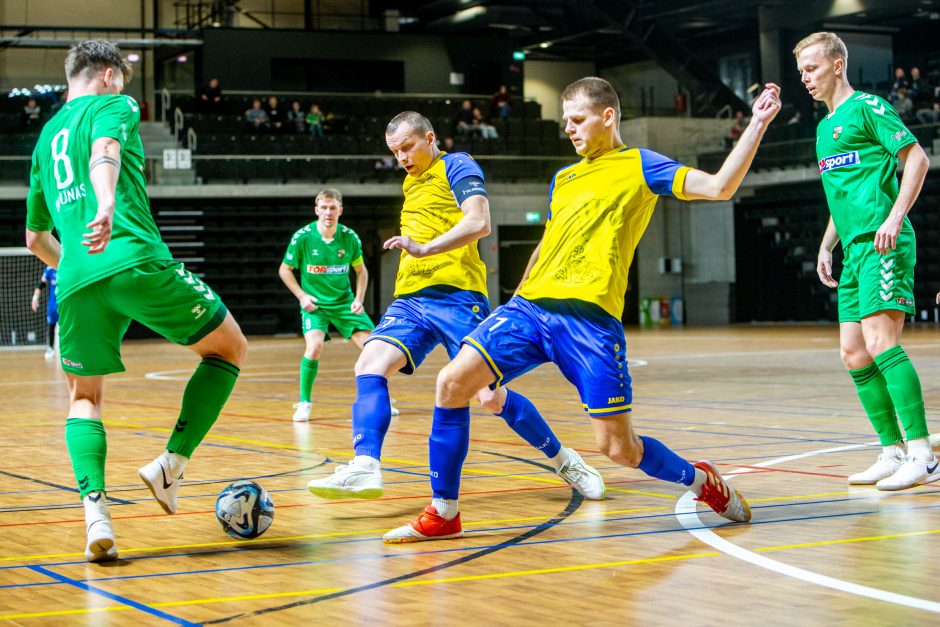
[561,77,621,119]
[316,187,343,206]
[792,32,847,62]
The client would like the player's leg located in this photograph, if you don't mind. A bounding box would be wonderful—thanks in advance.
[384,344,496,543]
[306,340,406,499]
[45,308,58,359]
[293,327,326,422]
[476,386,605,500]
[589,413,749,522]
[125,261,246,514]
[861,311,938,489]
[854,233,935,490]
[57,282,128,562]
[343,314,399,416]
[840,319,905,483]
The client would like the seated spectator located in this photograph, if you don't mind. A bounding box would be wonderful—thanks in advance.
[456,99,478,136]
[265,96,284,133]
[199,78,224,113]
[287,100,306,134]
[491,84,512,120]
[22,98,42,128]
[473,107,498,139]
[726,110,747,148]
[440,136,456,152]
[916,98,940,125]
[889,67,909,104]
[245,98,269,132]
[306,103,325,138]
[909,67,930,110]
[894,87,915,124]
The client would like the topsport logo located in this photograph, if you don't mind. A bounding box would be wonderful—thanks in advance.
[819,151,860,173]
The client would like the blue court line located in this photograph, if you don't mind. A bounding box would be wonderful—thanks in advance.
[27,565,200,626]
[7,489,940,587]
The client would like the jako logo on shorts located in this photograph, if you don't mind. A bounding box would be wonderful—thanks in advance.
[819,151,860,173]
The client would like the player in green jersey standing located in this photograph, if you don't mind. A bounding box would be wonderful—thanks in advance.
[278,188,397,421]
[24,41,247,562]
[794,33,935,490]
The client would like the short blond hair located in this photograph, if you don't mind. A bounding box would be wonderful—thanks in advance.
[316,187,342,206]
[793,32,847,62]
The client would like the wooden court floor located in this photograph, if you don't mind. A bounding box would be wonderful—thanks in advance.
[2,325,940,626]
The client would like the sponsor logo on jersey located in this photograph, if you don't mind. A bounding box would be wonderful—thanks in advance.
[306,264,349,274]
[191,304,207,319]
[896,297,914,306]
[892,130,908,141]
[818,151,860,173]
[62,358,83,369]
[337,249,346,258]
[832,126,842,140]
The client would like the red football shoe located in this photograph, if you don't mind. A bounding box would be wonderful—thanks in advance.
[693,460,751,522]
[383,505,464,543]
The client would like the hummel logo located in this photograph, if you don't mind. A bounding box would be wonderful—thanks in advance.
[78,476,89,489]
[927,461,939,474]
[175,419,188,433]
[87,492,102,503]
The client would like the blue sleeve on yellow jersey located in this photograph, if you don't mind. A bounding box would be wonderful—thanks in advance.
[638,149,686,197]
[444,152,487,203]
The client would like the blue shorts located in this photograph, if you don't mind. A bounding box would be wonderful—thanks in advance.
[463,296,631,417]
[47,305,59,326]
[366,287,490,375]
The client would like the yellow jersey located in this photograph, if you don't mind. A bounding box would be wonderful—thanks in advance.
[518,147,690,319]
[394,151,488,297]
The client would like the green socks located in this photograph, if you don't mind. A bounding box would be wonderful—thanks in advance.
[874,345,929,441]
[65,418,107,499]
[299,357,319,403]
[167,357,240,458]
[849,363,901,446]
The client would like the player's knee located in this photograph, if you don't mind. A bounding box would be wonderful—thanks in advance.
[228,326,249,365]
[304,342,323,360]
[840,343,869,370]
[436,365,467,405]
[477,391,503,414]
[354,352,383,376]
[598,436,643,468]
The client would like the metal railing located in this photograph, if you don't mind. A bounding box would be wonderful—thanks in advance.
[161,88,171,125]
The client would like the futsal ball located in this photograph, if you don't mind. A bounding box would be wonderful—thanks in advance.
[215,480,275,540]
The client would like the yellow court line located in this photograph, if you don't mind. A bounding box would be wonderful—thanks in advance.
[756,527,940,553]
[0,553,718,620]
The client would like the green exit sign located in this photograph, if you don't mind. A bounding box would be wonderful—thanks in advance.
[512,50,526,61]
[525,211,541,223]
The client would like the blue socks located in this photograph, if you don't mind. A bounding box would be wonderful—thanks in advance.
[351,374,392,459]
[637,435,695,486]
[496,389,562,458]
[429,406,470,499]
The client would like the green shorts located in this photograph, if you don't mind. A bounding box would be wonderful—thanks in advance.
[838,231,916,323]
[58,260,227,376]
[301,301,375,340]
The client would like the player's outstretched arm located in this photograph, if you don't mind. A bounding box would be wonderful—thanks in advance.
[383,194,491,258]
[817,216,840,288]
[25,229,61,269]
[873,142,929,255]
[683,83,782,201]
[84,137,121,254]
[278,262,317,312]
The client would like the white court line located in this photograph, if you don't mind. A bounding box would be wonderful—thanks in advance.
[675,443,940,614]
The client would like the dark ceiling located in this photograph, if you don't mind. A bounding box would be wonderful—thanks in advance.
[371,0,940,66]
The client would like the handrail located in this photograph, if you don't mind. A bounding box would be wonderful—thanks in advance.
[187,128,197,152]
[715,104,731,120]
[161,88,171,125]
[173,107,184,142]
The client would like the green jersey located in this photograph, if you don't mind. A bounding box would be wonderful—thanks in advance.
[815,90,918,246]
[283,221,364,306]
[25,94,172,302]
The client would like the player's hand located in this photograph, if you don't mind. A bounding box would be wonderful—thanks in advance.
[350,299,364,314]
[299,293,318,312]
[82,208,114,254]
[873,213,903,255]
[383,235,428,257]
[817,248,838,288]
[751,83,782,125]
[31,296,39,312]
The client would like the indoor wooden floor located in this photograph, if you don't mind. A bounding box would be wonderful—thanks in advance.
[2,325,940,626]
